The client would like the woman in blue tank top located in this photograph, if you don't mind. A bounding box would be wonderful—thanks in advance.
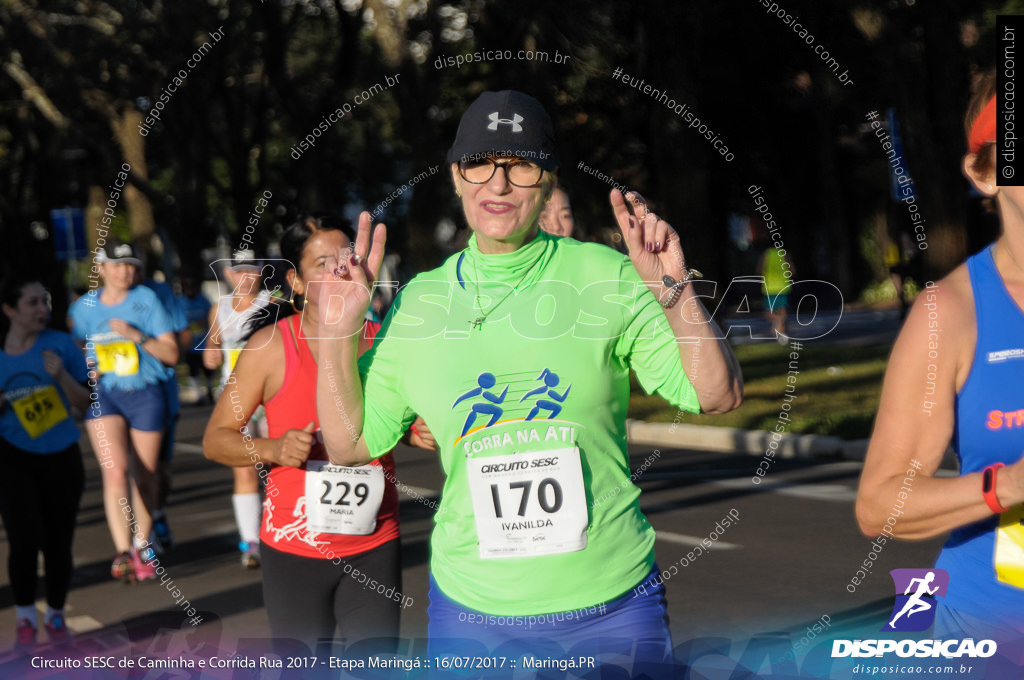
[858,74,1024,646]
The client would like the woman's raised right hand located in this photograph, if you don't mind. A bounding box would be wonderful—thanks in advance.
[313,211,387,340]
[270,421,317,467]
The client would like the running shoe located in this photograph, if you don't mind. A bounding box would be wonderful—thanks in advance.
[111,551,134,581]
[147,531,165,556]
[131,547,157,582]
[152,515,175,553]
[15,619,36,651]
[239,541,261,570]
[45,615,70,644]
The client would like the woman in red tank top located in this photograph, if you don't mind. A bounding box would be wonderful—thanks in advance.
[203,215,434,653]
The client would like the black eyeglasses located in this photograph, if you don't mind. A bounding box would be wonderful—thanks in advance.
[457,157,544,187]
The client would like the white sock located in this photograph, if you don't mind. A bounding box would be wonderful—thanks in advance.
[45,606,63,625]
[15,605,36,625]
[232,493,262,545]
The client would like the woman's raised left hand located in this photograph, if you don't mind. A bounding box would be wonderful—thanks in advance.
[609,189,688,300]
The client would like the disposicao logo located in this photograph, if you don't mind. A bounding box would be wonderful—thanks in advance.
[883,568,947,632]
[831,568,997,659]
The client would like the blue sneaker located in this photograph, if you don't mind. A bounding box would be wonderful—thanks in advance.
[45,615,71,644]
[151,515,174,553]
[239,541,261,569]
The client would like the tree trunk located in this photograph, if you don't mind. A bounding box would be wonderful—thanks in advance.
[111,105,156,254]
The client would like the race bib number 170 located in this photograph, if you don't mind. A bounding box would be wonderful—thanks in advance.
[467,447,588,559]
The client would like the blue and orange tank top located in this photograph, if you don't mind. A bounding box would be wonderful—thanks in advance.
[935,245,1024,629]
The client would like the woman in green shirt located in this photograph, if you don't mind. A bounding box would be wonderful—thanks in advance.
[316,90,743,672]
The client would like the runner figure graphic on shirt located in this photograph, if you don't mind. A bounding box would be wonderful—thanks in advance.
[520,368,571,421]
[453,372,509,436]
[888,571,939,627]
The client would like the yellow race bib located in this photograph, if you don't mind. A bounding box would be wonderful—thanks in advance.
[12,385,69,439]
[995,503,1024,589]
[228,348,243,371]
[95,340,139,376]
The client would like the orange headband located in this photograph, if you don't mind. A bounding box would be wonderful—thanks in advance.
[969,94,997,153]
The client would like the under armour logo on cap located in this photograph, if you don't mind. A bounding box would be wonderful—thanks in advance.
[113,244,134,258]
[447,91,557,170]
[487,111,524,132]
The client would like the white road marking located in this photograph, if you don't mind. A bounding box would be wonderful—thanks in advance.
[712,478,858,502]
[654,531,741,550]
[398,486,438,499]
[641,462,863,502]
[34,604,104,634]
[66,615,105,633]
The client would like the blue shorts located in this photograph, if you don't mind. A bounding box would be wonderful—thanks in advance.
[87,383,167,433]
[427,564,675,677]
[765,293,788,310]
[159,379,179,461]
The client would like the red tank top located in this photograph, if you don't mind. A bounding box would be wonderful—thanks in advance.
[261,314,399,559]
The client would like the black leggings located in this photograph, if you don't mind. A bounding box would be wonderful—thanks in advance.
[0,442,85,609]
[261,539,401,653]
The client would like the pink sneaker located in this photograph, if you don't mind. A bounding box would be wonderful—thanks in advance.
[15,618,36,651]
[131,547,157,582]
[111,551,133,581]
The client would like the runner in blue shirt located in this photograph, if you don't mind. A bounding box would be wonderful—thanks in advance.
[858,74,1024,647]
[179,273,215,404]
[138,260,188,553]
[68,240,178,582]
[1,275,90,648]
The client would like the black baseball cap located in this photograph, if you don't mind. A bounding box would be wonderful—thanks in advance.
[446,90,559,171]
[96,239,143,266]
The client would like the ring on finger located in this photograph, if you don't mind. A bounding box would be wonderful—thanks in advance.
[351,254,364,266]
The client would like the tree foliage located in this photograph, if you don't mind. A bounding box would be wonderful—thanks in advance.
[0,0,1010,319]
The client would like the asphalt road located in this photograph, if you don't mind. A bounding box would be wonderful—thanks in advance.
[0,394,948,674]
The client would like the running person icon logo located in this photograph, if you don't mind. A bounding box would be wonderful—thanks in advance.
[882,568,949,632]
[452,372,510,437]
[520,368,571,421]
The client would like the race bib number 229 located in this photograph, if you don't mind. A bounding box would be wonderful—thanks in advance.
[304,461,385,535]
